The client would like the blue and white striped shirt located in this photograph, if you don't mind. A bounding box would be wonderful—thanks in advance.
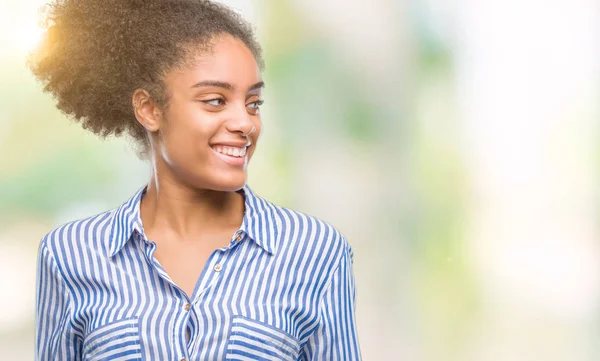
[35,184,361,360]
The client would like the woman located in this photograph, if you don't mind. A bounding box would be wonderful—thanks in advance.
[29,0,361,360]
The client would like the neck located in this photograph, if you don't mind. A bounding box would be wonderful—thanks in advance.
[140,176,245,240]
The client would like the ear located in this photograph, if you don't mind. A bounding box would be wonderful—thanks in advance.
[132,88,162,132]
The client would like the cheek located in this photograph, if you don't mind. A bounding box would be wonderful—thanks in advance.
[250,118,262,139]
[161,113,214,161]
[254,118,263,136]
[248,126,262,158]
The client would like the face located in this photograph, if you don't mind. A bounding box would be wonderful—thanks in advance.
[147,35,263,192]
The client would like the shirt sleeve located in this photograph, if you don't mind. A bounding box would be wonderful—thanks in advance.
[35,241,80,360]
[301,244,362,361]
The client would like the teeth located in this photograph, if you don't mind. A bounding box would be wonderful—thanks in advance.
[213,146,247,158]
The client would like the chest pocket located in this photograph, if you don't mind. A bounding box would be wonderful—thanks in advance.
[226,316,300,361]
[82,317,142,361]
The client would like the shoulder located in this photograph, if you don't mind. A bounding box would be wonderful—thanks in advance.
[270,203,353,264]
[39,208,116,261]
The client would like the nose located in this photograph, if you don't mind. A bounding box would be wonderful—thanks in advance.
[224,103,257,136]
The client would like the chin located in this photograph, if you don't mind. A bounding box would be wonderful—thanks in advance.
[200,174,247,192]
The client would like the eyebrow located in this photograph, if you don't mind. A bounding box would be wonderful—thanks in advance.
[191,80,265,92]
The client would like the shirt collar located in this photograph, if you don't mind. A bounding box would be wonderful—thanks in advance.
[236,185,278,255]
[108,184,278,257]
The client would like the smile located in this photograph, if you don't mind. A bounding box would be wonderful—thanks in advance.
[211,145,247,158]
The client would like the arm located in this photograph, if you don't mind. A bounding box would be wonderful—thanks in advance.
[301,245,362,361]
[35,241,80,360]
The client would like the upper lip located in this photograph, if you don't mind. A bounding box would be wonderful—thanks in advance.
[210,142,251,148]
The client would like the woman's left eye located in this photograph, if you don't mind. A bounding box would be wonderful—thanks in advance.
[247,100,264,110]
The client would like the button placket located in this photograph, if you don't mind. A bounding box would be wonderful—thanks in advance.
[192,246,235,300]
[179,305,192,361]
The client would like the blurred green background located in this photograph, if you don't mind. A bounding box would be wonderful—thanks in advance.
[1,0,599,360]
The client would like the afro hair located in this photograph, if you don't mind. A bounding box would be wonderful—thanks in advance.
[28,0,263,156]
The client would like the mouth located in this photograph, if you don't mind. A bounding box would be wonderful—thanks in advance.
[210,145,249,166]
[211,145,248,157]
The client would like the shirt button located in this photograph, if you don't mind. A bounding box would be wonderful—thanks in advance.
[180,358,187,361]
[213,264,223,272]
[235,233,242,241]
[184,303,191,311]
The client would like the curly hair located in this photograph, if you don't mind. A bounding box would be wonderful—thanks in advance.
[28,0,263,156]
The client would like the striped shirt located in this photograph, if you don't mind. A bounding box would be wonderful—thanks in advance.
[35,184,361,361]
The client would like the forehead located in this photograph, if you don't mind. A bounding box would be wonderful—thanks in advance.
[166,35,261,90]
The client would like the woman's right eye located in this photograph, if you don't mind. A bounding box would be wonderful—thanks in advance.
[203,98,225,106]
